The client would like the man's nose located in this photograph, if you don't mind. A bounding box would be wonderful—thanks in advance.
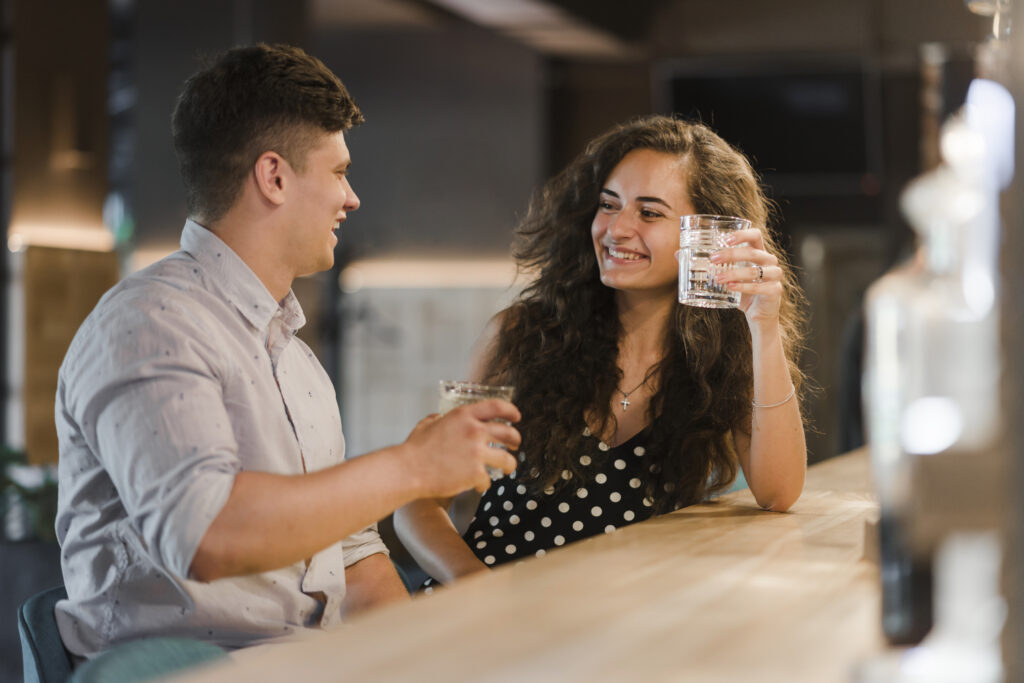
[344,181,360,211]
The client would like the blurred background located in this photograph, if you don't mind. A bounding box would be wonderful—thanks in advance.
[0,1,999,680]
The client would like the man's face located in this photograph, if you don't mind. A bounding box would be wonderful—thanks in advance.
[282,130,360,278]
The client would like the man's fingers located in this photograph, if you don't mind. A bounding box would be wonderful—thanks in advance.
[482,447,518,477]
[473,471,493,493]
[460,398,521,424]
[417,413,442,427]
[485,422,522,452]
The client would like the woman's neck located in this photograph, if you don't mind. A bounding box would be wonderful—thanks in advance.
[587,290,672,446]
[615,290,674,362]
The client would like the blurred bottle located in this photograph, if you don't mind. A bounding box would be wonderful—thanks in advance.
[897,531,1006,683]
[862,115,1000,646]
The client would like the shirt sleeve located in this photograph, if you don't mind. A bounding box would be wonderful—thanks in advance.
[64,297,240,579]
[341,523,390,568]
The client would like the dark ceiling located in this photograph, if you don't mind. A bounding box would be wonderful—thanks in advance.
[544,0,662,42]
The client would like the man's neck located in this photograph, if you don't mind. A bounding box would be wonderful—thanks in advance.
[204,212,293,302]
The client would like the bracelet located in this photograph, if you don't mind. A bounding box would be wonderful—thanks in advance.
[751,386,796,409]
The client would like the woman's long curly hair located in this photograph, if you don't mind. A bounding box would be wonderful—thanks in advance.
[482,115,808,513]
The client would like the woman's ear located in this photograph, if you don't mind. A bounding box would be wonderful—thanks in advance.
[252,151,289,206]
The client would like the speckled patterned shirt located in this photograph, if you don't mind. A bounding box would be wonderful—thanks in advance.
[54,220,387,657]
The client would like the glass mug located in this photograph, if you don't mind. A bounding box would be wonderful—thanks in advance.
[438,380,515,481]
[678,214,751,309]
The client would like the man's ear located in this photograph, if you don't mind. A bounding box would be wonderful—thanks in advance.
[253,151,289,206]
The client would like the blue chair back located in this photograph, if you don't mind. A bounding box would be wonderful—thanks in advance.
[18,585,74,683]
[18,584,230,683]
[71,637,228,683]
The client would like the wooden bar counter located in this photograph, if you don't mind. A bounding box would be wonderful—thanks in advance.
[175,449,884,682]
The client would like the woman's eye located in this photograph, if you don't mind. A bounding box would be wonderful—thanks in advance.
[599,201,617,211]
[641,208,664,219]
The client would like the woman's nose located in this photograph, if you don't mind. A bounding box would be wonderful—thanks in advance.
[606,213,635,240]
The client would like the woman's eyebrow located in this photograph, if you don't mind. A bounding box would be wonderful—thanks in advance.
[636,195,671,208]
[600,188,672,210]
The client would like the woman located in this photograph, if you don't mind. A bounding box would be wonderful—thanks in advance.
[394,115,808,585]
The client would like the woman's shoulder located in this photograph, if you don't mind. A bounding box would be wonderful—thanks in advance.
[467,308,513,382]
[469,302,542,380]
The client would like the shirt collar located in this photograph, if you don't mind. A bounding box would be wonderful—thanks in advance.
[179,219,306,333]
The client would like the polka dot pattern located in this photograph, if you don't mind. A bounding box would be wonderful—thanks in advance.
[451,425,662,576]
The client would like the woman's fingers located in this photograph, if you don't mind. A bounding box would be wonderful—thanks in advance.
[725,227,766,250]
[722,277,784,295]
[715,263,783,286]
[719,262,783,302]
[711,245,778,267]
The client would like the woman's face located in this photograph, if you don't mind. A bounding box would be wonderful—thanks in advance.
[591,148,696,296]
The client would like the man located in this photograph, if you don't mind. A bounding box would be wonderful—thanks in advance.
[53,43,519,658]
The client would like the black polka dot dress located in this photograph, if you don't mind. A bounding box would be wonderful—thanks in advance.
[433,427,659,586]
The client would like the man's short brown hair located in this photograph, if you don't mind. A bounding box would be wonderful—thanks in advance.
[171,43,364,224]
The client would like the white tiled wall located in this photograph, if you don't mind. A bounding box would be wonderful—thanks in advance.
[339,286,520,458]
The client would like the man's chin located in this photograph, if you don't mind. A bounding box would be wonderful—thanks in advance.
[298,256,335,279]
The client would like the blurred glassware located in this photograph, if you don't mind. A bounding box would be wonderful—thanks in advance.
[862,115,1000,646]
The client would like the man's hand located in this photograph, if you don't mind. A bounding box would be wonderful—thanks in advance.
[401,399,521,498]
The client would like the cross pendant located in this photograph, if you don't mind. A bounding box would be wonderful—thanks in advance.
[620,396,630,411]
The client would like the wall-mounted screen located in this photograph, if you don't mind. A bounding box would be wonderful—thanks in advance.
[656,57,884,198]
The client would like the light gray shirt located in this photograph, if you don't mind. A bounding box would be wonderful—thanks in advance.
[54,220,387,657]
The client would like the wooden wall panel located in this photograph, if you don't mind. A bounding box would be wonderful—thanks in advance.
[22,245,118,464]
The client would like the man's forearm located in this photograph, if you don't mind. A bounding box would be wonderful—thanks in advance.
[191,447,418,582]
[189,400,521,582]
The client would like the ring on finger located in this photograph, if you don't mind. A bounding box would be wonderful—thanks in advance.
[756,265,764,283]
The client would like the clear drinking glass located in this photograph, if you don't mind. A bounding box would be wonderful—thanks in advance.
[678,214,751,309]
[438,380,515,480]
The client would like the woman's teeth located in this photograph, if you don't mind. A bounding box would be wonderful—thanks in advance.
[608,247,643,261]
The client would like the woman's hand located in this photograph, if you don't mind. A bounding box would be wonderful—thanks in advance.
[709,227,783,328]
